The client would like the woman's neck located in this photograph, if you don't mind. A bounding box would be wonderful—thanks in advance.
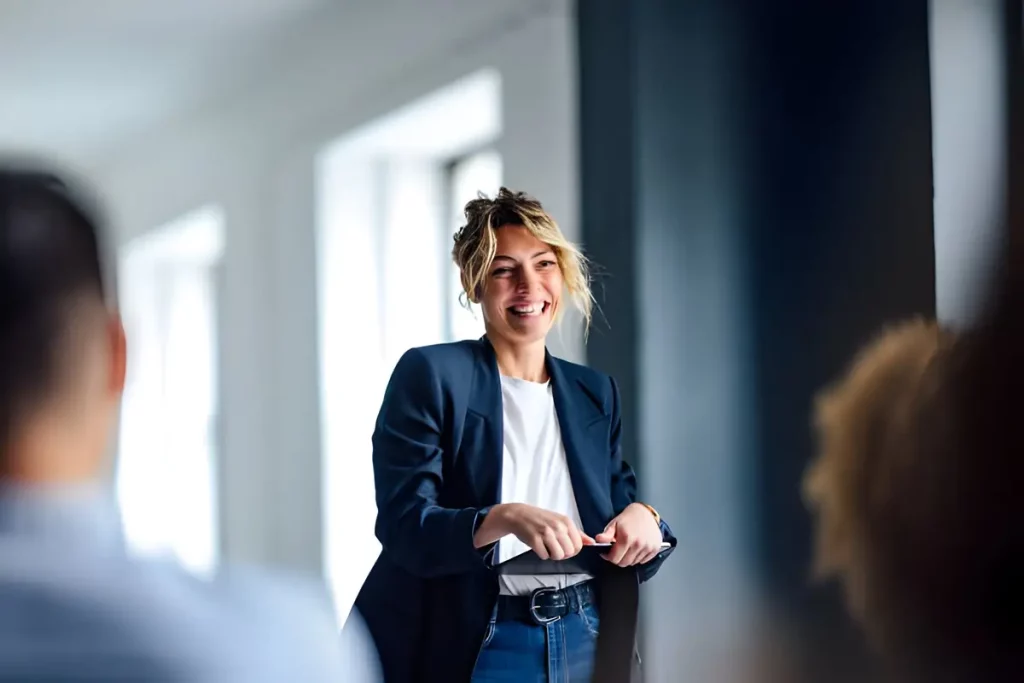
[488,335,548,382]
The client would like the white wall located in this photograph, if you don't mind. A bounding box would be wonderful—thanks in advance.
[91,0,578,574]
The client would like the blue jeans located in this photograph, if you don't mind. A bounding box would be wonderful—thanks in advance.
[470,600,600,683]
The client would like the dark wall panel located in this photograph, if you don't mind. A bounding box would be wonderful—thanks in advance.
[579,1,934,680]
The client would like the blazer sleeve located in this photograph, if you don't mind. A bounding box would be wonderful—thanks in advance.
[371,347,492,578]
[607,375,677,584]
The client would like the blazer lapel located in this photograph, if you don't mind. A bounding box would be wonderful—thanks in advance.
[465,338,503,505]
[546,352,612,536]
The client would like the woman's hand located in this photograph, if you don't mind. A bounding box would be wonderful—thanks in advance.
[480,503,595,560]
[595,503,663,567]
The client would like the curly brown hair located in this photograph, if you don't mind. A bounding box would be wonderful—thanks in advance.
[804,317,1024,682]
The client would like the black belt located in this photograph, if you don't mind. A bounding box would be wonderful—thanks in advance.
[492,572,640,682]
[496,581,597,625]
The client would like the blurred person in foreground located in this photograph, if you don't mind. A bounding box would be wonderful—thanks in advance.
[804,251,1024,682]
[0,164,380,681]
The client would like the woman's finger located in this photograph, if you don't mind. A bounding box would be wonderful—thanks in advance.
[567,525,584,557]
[544,528,566,561]
[620,542,644,567]
[531,534,550,560]
[605,539,630,566]
[557,528,578,559]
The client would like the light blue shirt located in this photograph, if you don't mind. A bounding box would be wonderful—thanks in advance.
[0,483,380,682]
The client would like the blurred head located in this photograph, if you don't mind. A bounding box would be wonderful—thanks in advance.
[804,318,1023,682]
[452,188,591,349]
[0,165,125,483]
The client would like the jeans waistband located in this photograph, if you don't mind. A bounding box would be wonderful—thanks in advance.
[495,580,596,625]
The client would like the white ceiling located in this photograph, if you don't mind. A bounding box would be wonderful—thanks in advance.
[0,0,341,164]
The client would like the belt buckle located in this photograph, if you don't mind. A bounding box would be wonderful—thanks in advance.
[528,587,563,625]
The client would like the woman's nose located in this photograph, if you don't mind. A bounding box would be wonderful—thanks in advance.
[516,268,540,290]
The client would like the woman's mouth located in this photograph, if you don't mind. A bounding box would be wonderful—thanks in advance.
[507,302,550,318]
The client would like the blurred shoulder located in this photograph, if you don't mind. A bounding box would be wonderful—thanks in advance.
[190,563,377,681]
[0,545,374,681]
[210,565,344,638]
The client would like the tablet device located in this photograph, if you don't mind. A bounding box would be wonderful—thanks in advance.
[493,542,672,575]
[586,542,673,549]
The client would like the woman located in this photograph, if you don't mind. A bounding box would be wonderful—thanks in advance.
[354,188,675,683]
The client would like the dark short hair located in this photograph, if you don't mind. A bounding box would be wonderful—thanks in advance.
[0,165,110,451]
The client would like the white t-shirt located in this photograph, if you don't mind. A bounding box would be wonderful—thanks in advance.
[495,376,591,596]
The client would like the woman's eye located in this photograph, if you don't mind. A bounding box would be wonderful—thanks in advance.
[492,268,511,276]
[538,260,556,268]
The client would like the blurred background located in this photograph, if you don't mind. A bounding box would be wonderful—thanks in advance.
[4,0,1019,680]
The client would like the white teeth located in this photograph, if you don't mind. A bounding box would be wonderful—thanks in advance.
[510,304,542,315]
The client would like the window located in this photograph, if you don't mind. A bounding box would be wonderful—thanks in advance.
[317,158,387,618]
[318,69,502,620]
[116,206,223,577]
[445,149,503,342]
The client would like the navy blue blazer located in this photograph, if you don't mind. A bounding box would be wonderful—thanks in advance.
[353,338,675,683]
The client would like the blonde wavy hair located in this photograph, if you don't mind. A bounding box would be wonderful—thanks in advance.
[451,187,593,332]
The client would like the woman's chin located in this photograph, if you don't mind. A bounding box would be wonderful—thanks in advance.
[487,317,552,346]
[512,313,556,334]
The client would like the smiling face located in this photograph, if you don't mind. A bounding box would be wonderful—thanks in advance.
[479,224,563,348]
[451,188,593,348]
